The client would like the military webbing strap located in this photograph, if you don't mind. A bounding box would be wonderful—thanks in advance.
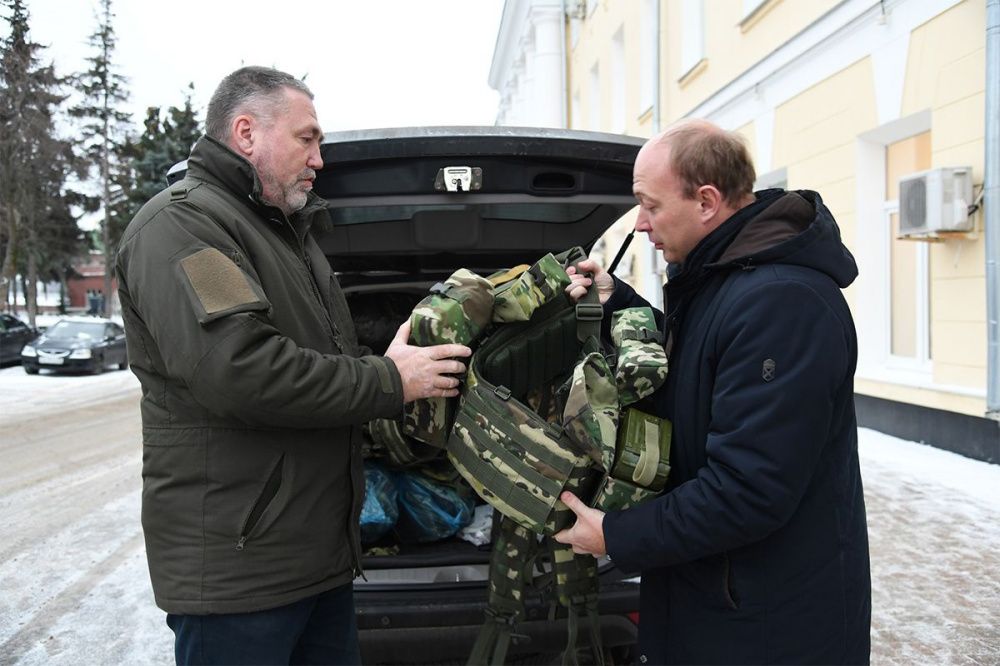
[467,517,540,666]
[551,540,605,666]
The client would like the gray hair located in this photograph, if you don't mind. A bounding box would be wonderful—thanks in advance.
[205,66,313,142]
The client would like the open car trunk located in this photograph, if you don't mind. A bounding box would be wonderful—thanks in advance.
[312,127,645,664]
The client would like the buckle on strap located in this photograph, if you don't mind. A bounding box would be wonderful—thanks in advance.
[575,303,604,321]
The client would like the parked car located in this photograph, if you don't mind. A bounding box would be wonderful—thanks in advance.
[168,126,645,664]
[0,313,37,365]
[314,127,644,665]
[21,316,127,375]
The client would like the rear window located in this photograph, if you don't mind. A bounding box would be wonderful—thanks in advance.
[327,203,600,226]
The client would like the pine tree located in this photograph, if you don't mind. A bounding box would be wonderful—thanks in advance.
[124,83,201,221]
[69,0,131,317]
[0,0,83,324]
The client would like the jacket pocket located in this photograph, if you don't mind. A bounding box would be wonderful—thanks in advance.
[722,552,740,610]
[236,454,285,551]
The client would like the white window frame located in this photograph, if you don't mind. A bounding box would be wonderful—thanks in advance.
[855,110,934,387]
[680,0,704,78]
[742,0,768,20]
[638,0,657,114]
[611,26,626,134]
[588,62,601,131]
[882,199,932,372]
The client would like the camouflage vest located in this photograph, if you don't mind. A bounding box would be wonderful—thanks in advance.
[398,248,671,665]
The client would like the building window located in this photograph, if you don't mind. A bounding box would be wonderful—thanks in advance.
[742,0,768,19]
[639,0,657,114]
[588,62,601,131]
[611,26,626,133]
[680,0,704,77]
[885,131,932,363]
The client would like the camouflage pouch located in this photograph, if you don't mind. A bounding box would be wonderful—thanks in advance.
[403,268,495,447]
[491,253,571,323]
[591,407,671,512]
[611,307,668,406]
[592,475,660,513]
[561,352,619,471]
[611,407,671,491]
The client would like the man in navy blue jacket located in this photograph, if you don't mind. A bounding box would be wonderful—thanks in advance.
[555,119,871,665]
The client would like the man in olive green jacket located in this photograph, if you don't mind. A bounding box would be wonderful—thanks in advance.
[116,67,470,665]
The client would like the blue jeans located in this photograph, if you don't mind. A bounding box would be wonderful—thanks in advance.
[166,583,360,665]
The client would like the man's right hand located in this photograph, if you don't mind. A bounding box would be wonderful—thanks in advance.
[384,321,472,403]
[566,259,615,304]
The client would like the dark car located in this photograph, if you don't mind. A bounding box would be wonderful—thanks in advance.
[0,313,37,365]
[21,317,127,375]
[309,127,645,665]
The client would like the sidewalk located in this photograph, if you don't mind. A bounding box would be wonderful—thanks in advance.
[859,428,1000,665]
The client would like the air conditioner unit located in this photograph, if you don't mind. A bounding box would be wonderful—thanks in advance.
[898,166,974,237]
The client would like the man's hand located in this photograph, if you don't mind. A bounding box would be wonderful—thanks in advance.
[385,321,472,403]
[565,259,615,304]
[553,491,607,557]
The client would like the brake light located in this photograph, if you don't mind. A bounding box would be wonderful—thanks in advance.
[627,612,640,625]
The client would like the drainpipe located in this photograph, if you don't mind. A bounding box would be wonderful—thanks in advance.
[987,0,1000,415]
[653,0,661,133]
[561,0,568,128]
[644,0,665,308]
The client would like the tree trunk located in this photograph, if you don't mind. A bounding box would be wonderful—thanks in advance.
[26,250,37,328]
[1,206,19,312]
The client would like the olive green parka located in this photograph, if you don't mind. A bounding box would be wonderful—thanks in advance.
[116,136,404,614]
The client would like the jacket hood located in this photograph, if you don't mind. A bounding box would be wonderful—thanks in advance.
[689,189,857,289]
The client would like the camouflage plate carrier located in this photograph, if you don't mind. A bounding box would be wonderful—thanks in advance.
[398,247,671,665]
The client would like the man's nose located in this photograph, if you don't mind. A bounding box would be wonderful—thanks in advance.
[307,145,323,170]
[635,209,650,231]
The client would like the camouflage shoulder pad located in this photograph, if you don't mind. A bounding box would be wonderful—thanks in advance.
[611,307,668,406]
[403,268,495,447]
[409,268,494,346]
[492,253,571,323]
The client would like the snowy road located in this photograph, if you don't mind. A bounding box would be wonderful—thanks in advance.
[0,363,998,665]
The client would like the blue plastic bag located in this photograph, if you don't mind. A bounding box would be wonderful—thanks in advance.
[395,472,475,543]
[361,462,398,544]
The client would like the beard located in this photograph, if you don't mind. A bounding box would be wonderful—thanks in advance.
[260,169,314,215]
[254,147,315,215]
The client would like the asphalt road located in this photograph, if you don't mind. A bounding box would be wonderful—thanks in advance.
[0,365,997,665]
[0,367,170,665]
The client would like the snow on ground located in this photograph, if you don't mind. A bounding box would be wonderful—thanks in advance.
[1,365,997,664]
[0,363,140,422]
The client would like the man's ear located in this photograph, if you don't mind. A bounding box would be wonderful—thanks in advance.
[231,115,255,156]
[696,184,723,222]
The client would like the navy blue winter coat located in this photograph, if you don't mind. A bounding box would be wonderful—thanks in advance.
[602,190,871,665]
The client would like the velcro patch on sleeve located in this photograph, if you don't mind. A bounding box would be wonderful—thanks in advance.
[180,248,262,316]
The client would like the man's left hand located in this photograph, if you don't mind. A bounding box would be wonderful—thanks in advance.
[553,491,607,557]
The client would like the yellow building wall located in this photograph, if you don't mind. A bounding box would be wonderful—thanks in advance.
[902,0,987,398]
[565,1,988,416]
[662,0,841,121]
[568,0,657,298]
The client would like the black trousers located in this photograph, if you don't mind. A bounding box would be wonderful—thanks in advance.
[166,583,360,665]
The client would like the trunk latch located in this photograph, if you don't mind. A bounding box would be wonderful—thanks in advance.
[435,166,482,192]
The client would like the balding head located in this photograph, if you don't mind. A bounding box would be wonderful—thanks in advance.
[650,119,756,209]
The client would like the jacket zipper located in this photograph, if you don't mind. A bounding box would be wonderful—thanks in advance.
[278,218,342,348]
[236,454,285,551]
